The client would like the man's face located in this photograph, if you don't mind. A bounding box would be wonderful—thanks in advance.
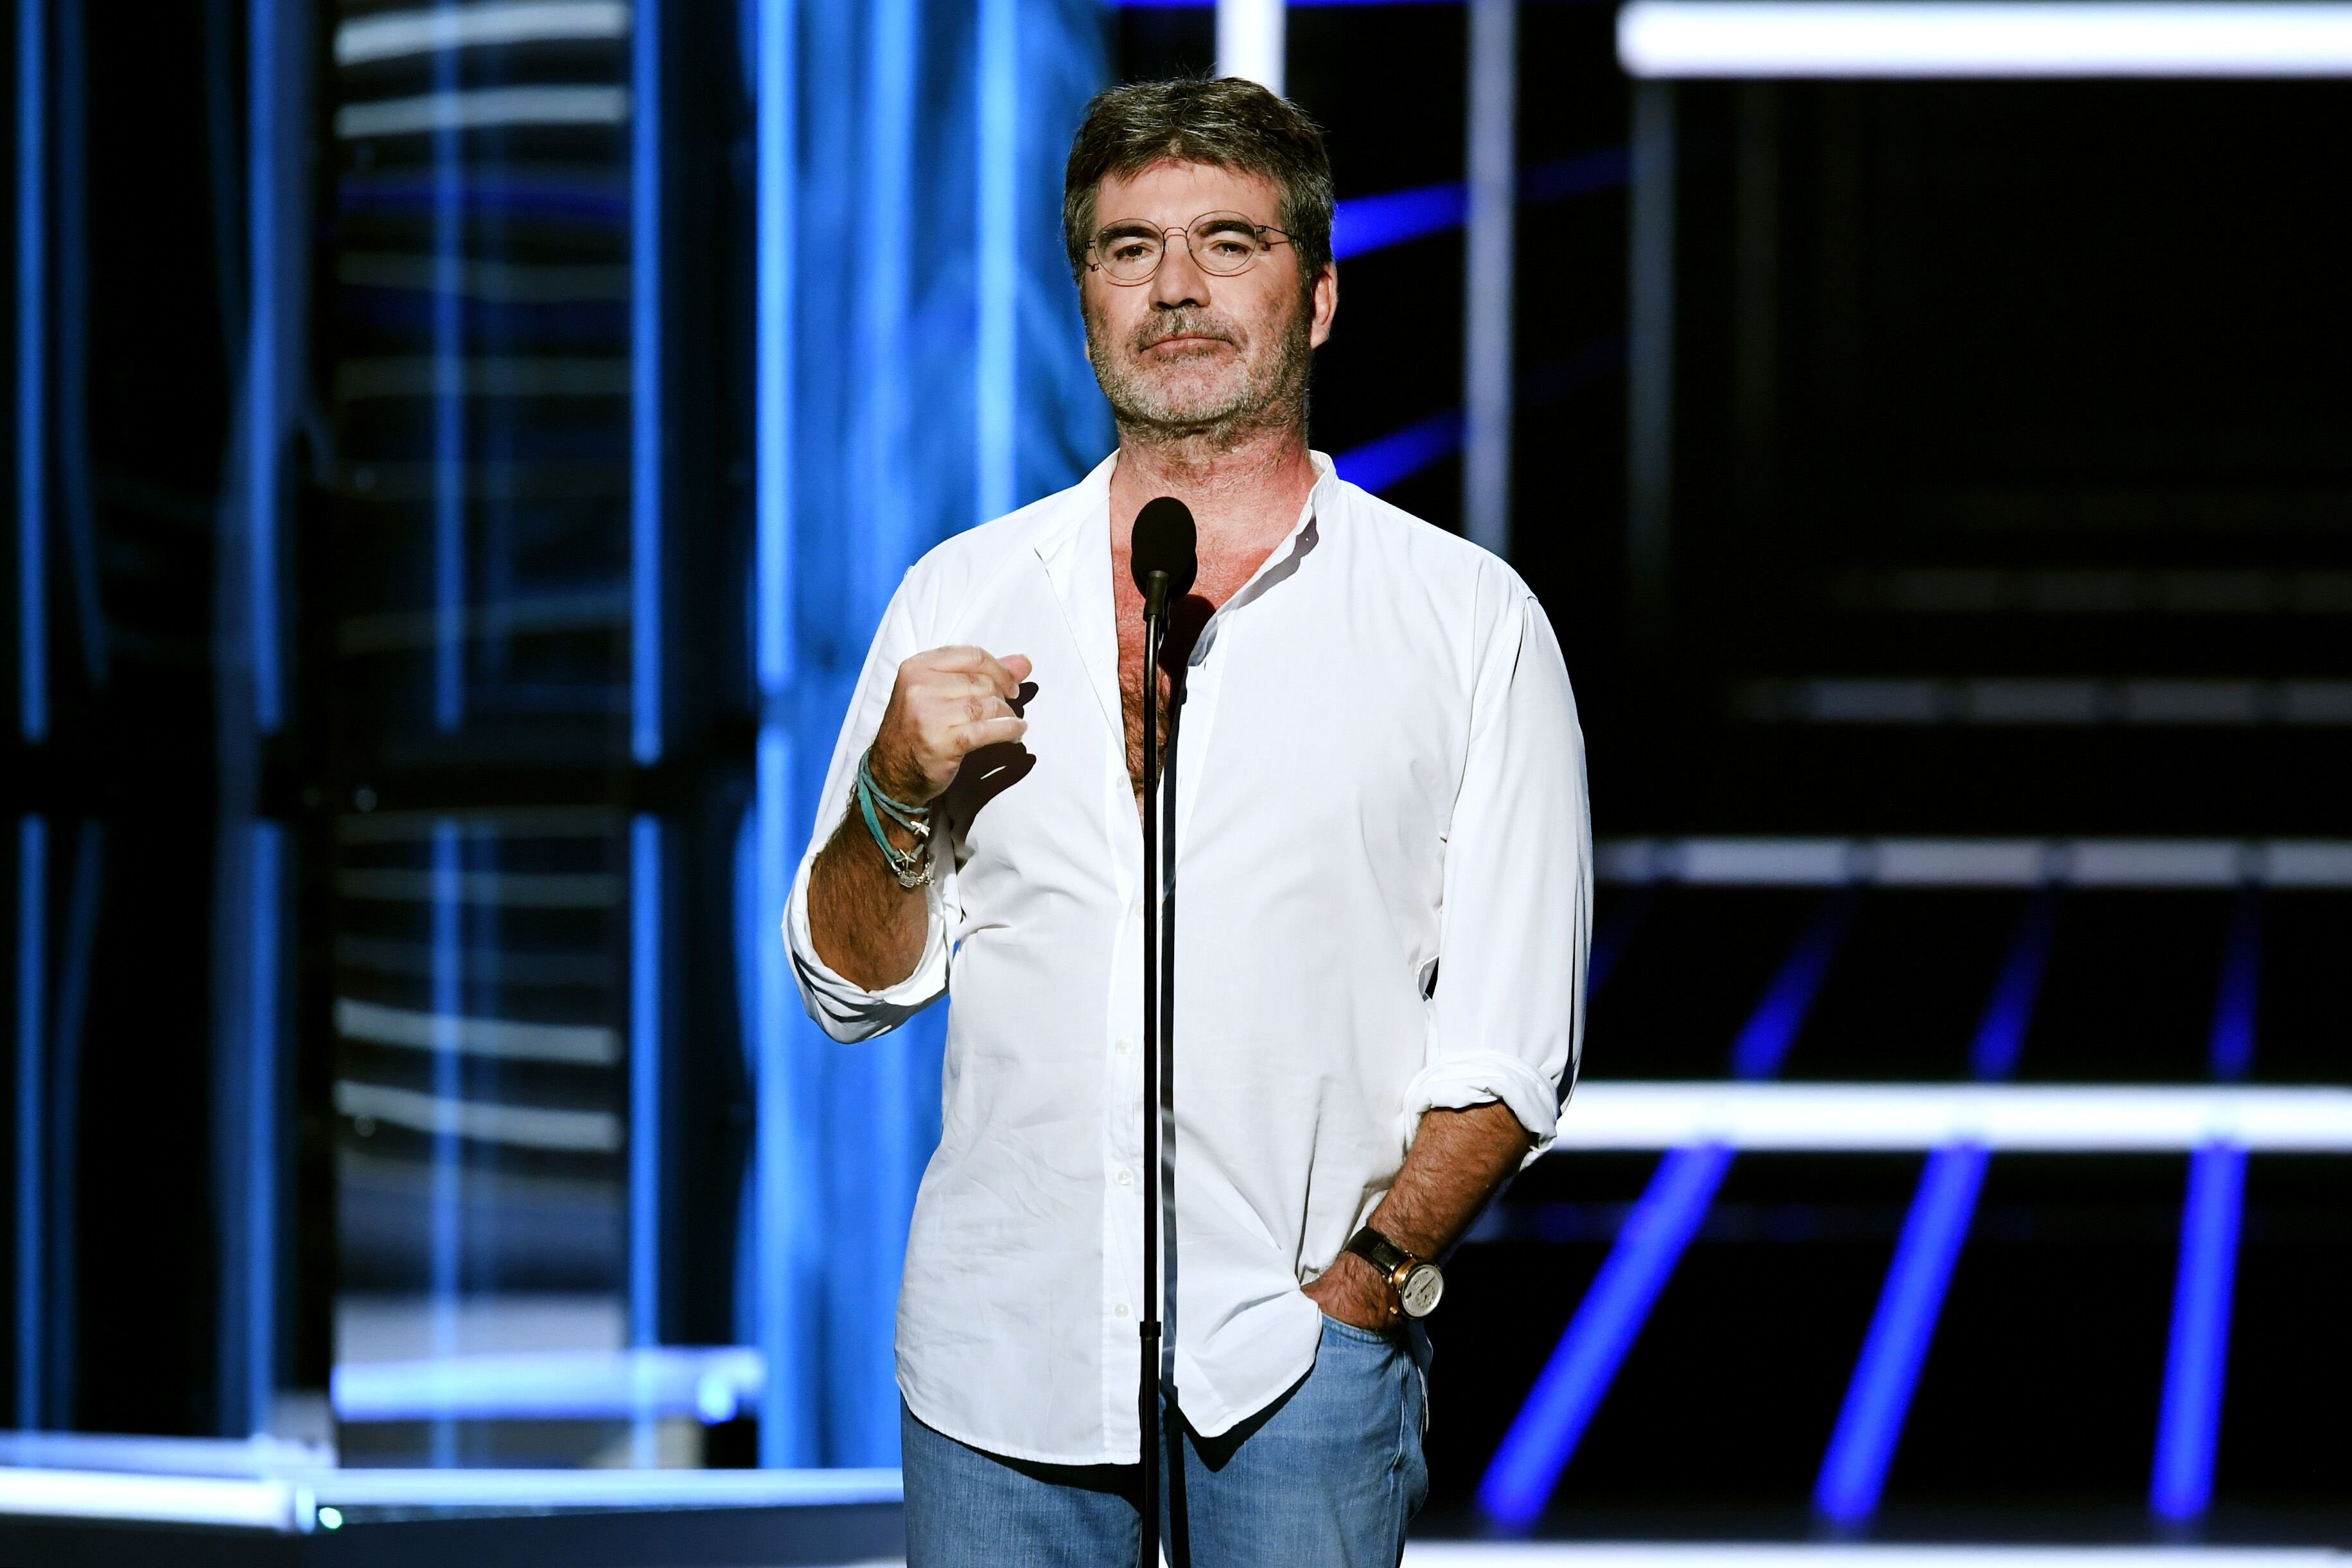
[1079,161,1337,439]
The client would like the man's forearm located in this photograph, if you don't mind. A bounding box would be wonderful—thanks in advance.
[1305,1099,1532,1327]
[1367,1098,1532,1258]
[807,803,932,991]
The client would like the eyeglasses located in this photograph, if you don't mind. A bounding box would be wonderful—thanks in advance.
[1086,211,1294,286]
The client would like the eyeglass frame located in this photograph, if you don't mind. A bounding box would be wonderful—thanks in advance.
[1084,210,1295,286]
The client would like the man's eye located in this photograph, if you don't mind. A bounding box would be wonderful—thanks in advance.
[1107,240,1157,264]
[1206,238,1254,259]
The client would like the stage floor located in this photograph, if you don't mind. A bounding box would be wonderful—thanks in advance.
[1,1437,2344,1568]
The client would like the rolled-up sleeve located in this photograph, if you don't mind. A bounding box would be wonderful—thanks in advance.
[1401,584,1590,1162]
[784,579,954,1042]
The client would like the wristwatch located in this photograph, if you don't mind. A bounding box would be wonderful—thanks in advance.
[1344,1225,1444,1319]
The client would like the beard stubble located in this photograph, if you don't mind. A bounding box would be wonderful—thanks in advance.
[1085,295,1313,448]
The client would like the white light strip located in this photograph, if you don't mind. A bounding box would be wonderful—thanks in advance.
[1218,0,1286,94]
[0,1431,326,1478]
[1619,2,2352,78]
[335,85,629,140]
[0,1463,904,1528]
[1404,1551,2343,1567]
[336,2,631,67]
[331,1080,622,1152]
[304,1466,904,1511]
[1553,1083,2352,1154]
[1596,837,2352,889]
[335,998,619,1065]
[331,1345,761,1422]
[0,1469,294,1529]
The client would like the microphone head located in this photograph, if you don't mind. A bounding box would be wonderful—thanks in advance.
[1130,497,1199,603]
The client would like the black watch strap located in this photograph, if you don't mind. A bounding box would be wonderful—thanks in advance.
[1345,1225,1415,1280]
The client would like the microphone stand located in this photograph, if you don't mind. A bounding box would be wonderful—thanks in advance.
[1138,568,1169,1568]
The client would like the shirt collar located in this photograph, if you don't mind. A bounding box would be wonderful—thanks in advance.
[1030,446,1338,627]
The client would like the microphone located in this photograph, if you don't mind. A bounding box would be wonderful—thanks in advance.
[1130,497,1198,622]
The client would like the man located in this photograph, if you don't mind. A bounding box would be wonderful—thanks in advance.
[789,77,1588,1566]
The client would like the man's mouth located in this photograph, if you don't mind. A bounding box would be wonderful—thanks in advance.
[1142,333,1230,354]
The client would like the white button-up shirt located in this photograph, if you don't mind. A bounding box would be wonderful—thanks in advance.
[787,451,1590,1466]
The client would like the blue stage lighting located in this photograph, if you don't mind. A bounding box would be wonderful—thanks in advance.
[2152,1142,2247,1521]
[1333,410,1466,495]
[1967,888,2058,1081]
[2207,890,2259,1083]
[1477,1144,1733,1526]
[1332,182,1469,261]
[1813,889,2059,1521]
[1814,1143,1989,1522]
[1480,891,1858,1525]
[1729,891,1857,1079]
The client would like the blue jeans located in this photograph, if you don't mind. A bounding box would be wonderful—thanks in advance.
[900,1315,1429,1567]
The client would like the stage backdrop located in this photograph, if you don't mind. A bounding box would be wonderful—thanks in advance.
[740,0,1114,1468]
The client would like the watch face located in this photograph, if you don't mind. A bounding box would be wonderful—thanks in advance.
[1399,1264,1444,1318]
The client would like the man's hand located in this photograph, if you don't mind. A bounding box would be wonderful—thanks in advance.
[869,647,1033,805]
[1303,1250,1398,1332]
[807,645,1030,992]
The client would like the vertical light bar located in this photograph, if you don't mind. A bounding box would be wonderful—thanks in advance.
[861,0,917,616]
[752,0,804,1470]
[973,0,1018,525]
[1461,0,1517,557]
[2151,1142,2246,1521]
[628,813,662,1464]
[1728,888,1856,1079]
[52,0,97,695]
[1479,896,1855,1524]
[428,821,463,1466]
[247,0,283,733]
[1625,81,1676,643]
[2206,888,2258,1083]
[1814,1143,1989,1521]
[431,15,464,734]
[2151,891,2260,1519]
[629,0,662,765]
[1813,889,2058,1522]
[17,0,48,743]
[753,725,801,1465]
[242,821,283,1434]
[755,0,792,704]
[1217,0,1285,93]
[13,815,46,1427]
[1967,886,2059,1081]
[1477,1144,1732,1524]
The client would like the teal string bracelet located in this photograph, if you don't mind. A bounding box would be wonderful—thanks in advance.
[856,749,934,889]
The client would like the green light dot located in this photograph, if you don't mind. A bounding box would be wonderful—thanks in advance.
[318,1506,344,1531]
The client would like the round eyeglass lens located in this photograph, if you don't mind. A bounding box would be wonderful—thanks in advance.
[1092,213,1273,283]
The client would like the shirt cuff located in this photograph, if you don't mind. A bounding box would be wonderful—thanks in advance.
[1399,1052,1565,1169]
[784,852,950,1042]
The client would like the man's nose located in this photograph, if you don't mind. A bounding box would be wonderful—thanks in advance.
[1148,236,1209,309]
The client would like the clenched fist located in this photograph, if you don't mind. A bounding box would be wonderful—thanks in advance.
[867,646,1033,805]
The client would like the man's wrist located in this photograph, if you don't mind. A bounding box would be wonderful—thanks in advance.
[865,740,935,808]
[1313,1249,1400,1328]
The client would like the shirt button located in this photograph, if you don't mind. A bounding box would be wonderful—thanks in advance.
[1115,1303,1131,1320]
[1116,1037,1133,1055]
[1115,1167,1134,1187]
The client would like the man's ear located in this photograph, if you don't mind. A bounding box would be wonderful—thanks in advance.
[1308,262,1339,349]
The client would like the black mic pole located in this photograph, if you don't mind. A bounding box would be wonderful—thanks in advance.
[1138,566,1167,1568]
[1130,497,1195,1568]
